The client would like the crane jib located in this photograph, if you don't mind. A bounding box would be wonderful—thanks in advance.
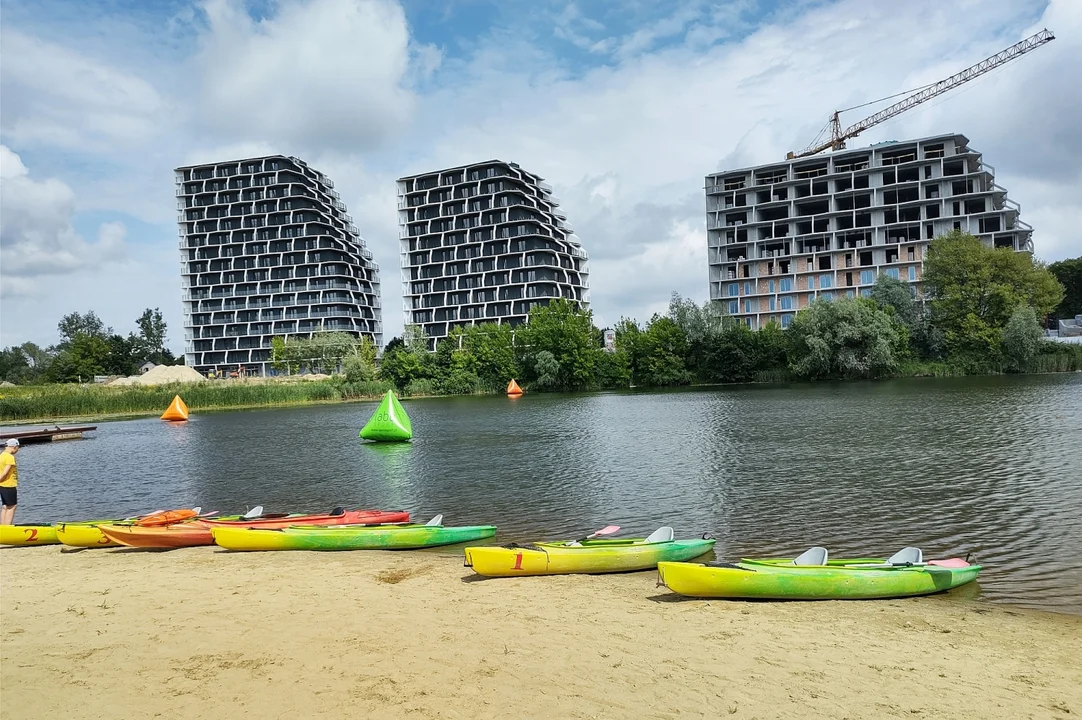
[787,29,1055,160]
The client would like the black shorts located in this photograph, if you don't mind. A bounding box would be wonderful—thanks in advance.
[0,486,16,506]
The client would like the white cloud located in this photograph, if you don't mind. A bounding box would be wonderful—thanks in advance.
[0,29,165,153]
[1,0,1079,350]
[191,0,415,153]
[0,146,127,296]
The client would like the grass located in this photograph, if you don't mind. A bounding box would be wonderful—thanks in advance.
[0,379,394,423]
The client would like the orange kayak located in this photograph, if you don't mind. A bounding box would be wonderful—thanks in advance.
[100,509,410,548]
[135,508,200,526]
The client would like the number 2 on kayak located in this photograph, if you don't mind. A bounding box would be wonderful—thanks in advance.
[24,528,38,542]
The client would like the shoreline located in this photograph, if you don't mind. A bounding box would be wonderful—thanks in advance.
[4,370,1080,426]
[2,546,1080,718]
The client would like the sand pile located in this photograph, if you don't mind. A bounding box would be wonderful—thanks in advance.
[108,365,207,386]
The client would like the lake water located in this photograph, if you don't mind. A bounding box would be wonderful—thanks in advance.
[9,374,1082,614]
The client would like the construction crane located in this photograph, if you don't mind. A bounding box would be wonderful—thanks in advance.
[786,29,1055,159]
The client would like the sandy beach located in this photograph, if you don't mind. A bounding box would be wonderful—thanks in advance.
[1,546,1079,719]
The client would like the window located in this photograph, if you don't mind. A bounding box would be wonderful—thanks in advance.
[821,292,833,301]
[780,278,793,292]
[781,314,793,328]
[743,282,752,295]
[860,270,875,285]
[885,268,900,280]
[860,289,872,298]
[846,290,855,299]
[728,300,738,314]
[768,279,775,293]
[909,266,917,282]
[744,299,756,313]
[819,274,833,289]
[780,296,793,310]
[727,283,739,297]
[769,297,776,311]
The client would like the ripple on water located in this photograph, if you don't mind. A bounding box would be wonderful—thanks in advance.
[10,374,1082,614]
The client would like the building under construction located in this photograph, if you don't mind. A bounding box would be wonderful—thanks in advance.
[705,29,1052,329]
[705,132,1032,328]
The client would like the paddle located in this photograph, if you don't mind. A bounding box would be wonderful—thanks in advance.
[575,525,620,543]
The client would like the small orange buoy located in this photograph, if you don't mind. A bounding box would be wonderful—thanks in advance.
[506,379,523,397]
[161,395,189,421]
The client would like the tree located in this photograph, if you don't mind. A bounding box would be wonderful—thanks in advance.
[1048,257,1082,319]
[0,346,30,384]
[46,333,110,383]
[57,311,109,346]
[922,231,1064,359]
[103,334,138,376]
[870,275,919,327]
[532,351,560,390]
[134,308,169,363]
[1002,305,1044,372]
[519,299,600,391]
[787,298,906,380]
[636,315,690,387]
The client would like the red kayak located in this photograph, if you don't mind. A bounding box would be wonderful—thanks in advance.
[99,508,410,548]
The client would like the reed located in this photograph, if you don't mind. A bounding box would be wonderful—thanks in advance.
[0,380,387,422]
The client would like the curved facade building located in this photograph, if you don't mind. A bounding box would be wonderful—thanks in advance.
[176,155,381,375]
[397,160,589,347]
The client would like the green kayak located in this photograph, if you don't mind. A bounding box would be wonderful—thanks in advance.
[658,546,981,600]
[212,515,495,551]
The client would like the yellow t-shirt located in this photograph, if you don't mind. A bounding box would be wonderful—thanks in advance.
[0,452,17,487]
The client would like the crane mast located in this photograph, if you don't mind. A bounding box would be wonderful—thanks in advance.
[787,29,1055,159]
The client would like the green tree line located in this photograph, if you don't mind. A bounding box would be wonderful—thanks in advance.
[373,231,1080,393]
[0,308,178,384]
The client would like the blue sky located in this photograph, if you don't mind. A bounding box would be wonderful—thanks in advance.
[1,0,1079,353]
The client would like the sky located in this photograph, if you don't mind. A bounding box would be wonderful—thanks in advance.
[1,0,1080,354]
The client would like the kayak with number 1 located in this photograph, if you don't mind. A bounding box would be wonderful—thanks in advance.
[464,526,716,576]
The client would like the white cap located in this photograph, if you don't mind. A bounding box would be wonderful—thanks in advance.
[5,438,19,447]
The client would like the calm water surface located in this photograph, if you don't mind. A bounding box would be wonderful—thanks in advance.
[9,374,1082,614]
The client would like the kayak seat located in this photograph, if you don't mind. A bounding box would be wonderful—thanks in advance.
[887,547,923,566]
[425,514,444,527]
[645,527,674,544]
[329,507,345,516]
[793,546,828,566]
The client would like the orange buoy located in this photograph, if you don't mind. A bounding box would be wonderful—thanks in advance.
[506,379,523,397]
[161,395,189,421]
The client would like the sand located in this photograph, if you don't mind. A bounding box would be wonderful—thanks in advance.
[107,365,207,386]
[1,547,1079,719]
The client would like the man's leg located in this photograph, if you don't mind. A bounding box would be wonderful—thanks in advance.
[0,503,14,525]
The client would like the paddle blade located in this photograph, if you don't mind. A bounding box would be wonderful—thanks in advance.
[589,525,620,538]
[192,507,202,515]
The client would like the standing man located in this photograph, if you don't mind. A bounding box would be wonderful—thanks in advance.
[0,438,20,525]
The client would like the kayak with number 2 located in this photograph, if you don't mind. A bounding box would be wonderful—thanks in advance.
[0,524,59,546]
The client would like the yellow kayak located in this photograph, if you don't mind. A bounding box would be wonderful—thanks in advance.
[464,527,716,577]
[0,524,59,546]
[55,522,123,548]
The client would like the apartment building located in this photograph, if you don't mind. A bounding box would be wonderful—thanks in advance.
[397,160,590,348]
[176,155,382,374]
[706,133,1033,328]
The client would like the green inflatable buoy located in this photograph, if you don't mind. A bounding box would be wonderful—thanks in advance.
[359,390,413,442]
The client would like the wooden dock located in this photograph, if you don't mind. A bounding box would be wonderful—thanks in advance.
[0,425,97,444]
